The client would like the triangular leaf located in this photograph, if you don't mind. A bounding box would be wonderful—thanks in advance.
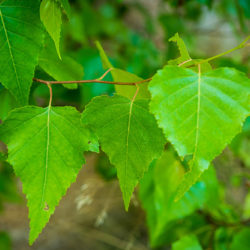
[0,106,94,244]
[39,36,84,89]
[82,95,165,209]
[149,66,250,199]
[96,41,150,99]
[0,0,44,105]
[40,0,62,59]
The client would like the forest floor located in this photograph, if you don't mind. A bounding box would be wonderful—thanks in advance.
[0,154,150,250]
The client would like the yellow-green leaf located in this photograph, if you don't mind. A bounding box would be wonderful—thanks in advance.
[149,66,250,199]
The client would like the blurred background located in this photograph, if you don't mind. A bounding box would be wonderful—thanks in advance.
[0,0,249,249]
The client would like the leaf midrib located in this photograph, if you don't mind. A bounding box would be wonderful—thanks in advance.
[193,67,201,163]
[41,105,51,210]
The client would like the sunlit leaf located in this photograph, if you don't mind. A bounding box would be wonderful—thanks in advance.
[149,66,250,199]
[0,106,94,244]
[82,95,165,209]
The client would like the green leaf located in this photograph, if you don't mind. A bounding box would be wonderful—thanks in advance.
[0,88,18,120]
[0,106,94,244]
[82,95,165,209]
[230,228,250,250]
[149,66,250,199]
[230,117,250,168]
[139,150,219,246]
[0,156,20,203]
[40,0,62,59]
[0,152,5,161]
[0,232,11,250]
[243,191,250,218]
[59,0,71,18]
[168,33,191,65]
[214,227,233,250]
[172,234,203,250]
[96,41,150,100]
[0,0,44,105]
[39,37,84,89]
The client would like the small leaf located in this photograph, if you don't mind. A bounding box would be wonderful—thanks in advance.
[0,0,44,105]
[96,41,150,99]
[40,0,62,59]
[168,33,191,65]
[149,66,250,200]
[172,234,203,250]
[82,95,165,209]
[39,36,84,89]
[59,0,71,18]
[0,106,94,244]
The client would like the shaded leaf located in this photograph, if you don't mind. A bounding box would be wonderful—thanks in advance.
[96,41,150,99]
[39,36,83,89]
[172,234,202,250]
[0,0,44,105]
[0,232,11,250]
[139,150,219,246]
[40,0,62,59]
[59,0,71,18]
[0,88,18,120]
[230,228,250,250]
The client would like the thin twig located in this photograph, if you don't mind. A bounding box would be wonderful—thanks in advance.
[33,36,249,87]
[96,68,114,80]
[33,77,152,86]
[47,84,52,107]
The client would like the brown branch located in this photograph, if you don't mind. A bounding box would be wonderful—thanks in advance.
[33,77,152,86]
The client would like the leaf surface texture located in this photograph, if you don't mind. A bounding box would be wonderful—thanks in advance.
[82,95,165,209]
[0,106,93,244]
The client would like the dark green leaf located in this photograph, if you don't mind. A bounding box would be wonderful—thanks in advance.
[96,41,150,100]
[39,37,84,89]
[0,0,44,105]
[172,234,203,250]
[40,0,62,59]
